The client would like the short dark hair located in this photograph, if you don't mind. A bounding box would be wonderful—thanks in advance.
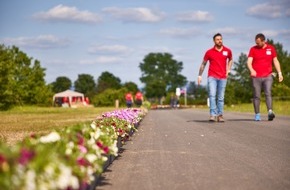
[213,33,222,40]
[255,33,265,41]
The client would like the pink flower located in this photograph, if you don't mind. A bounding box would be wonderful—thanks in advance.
[0,154,6,165]
[103,146,109,154]
[78,145,87,153]
[18,148,35,165]
[96,141,103,148]
[77,157,90,167]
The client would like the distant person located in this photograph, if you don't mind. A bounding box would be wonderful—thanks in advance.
[170,93,177,109]
[247,33,283,121]
[197,33,233,122]
[125,92,134,108]
[135,91,144,107]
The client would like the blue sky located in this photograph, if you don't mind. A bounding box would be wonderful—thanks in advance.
[1,0,290,88]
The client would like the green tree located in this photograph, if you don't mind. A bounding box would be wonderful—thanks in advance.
[267,39,290,88]
[123,81,139,94]
[0,44,52,110]
[74,74,96,99]
[51,76,72,93]
[226,53,252,104]
[187,81,208,105]
[139,52,187,99]
[96,71,122,93]
[92,87,127,107]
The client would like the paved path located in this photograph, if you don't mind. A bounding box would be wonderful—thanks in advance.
[96,109,290,190]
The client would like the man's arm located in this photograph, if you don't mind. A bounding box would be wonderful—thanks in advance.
[247,57,256,77]
[227,58,233,76]
[273,57,283,82]
[197,60,207,85]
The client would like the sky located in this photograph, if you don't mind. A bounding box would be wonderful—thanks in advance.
[1,0,290,88]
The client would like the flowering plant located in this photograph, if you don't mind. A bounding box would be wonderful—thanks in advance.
[0,108,147,190]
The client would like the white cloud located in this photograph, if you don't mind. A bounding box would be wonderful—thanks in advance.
[33,4,102,24]
[176,11,214,22]
[102,7,165,22]
[88,44,130,54]
[159,27,201,38]
[261,29,290,39]
[246,3,282,19]
[212,27,241,36]
[2,35,70,49]
[80,56,122,64]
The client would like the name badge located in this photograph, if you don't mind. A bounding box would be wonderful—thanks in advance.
[266,50,271,55]
[222,51,228,56]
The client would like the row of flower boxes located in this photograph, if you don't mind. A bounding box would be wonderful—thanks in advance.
[0,108,146,190]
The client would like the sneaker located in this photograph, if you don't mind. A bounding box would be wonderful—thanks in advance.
[209,116,216,122]
[255,113,261,121]
[217,115,225,122]
[268,111,275,121]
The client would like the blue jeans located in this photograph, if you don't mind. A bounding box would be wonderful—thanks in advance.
[208,77,227,116]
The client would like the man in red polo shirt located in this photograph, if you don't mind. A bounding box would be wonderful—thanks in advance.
[135,91,144,107]
[247,33,283,121]
[125,92,134,108]
[197,33,233,122]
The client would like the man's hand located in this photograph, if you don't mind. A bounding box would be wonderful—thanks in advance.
[250,69,257,77]
[278,72,283,82]
[197,76,202,85]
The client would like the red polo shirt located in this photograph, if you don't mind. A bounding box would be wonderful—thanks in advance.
[203,46,232,79]
[248,43,277,77]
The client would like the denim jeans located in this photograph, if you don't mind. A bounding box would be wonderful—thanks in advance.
[208,77,227,116]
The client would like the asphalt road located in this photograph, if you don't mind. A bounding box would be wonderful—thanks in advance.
[96,109,290,190]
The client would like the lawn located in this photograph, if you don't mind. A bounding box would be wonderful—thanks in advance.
[1,101,289,145]
[224,101,290,116]
[0,106,116,145]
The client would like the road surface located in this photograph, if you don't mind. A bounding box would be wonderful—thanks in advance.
[96,109,290,190]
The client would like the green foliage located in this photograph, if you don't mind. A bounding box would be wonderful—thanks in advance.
[226,53,252,104]
[92,88,128,107]
[139,52,187,99]
[96,71,122,93]
[74,74,96,99]
[0,44,52,110]
[187,81,208,105]
[267,39,290,87]
[51,76,72,93]
[123,81,139,94]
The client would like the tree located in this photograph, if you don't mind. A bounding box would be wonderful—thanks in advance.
[0,44,52,110]
[226,53,252,104]
[139,52,187,99]
[51,76,72,93]
[267,39,290,88]
[123,81,139,94]
[74,74,96,99]
[187,81,208,104]
[96,71,122,93]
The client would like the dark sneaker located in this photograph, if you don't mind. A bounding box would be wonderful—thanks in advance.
[209,116,216,122]
[255,113,261,121]
[217,115,225,122]
[268,111,275,121]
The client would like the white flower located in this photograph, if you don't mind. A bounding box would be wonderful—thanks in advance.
[90,121,96,129]
[39,132,61,143]
[93,128,101,140]
[56,164,79,190]
[86,153,97,163]
[24,169,36,190]
[65,148,72,155]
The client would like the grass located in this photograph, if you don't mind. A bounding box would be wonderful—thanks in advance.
[1,102,289,145]
[0,106,116,145]
[224,101,290,116]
